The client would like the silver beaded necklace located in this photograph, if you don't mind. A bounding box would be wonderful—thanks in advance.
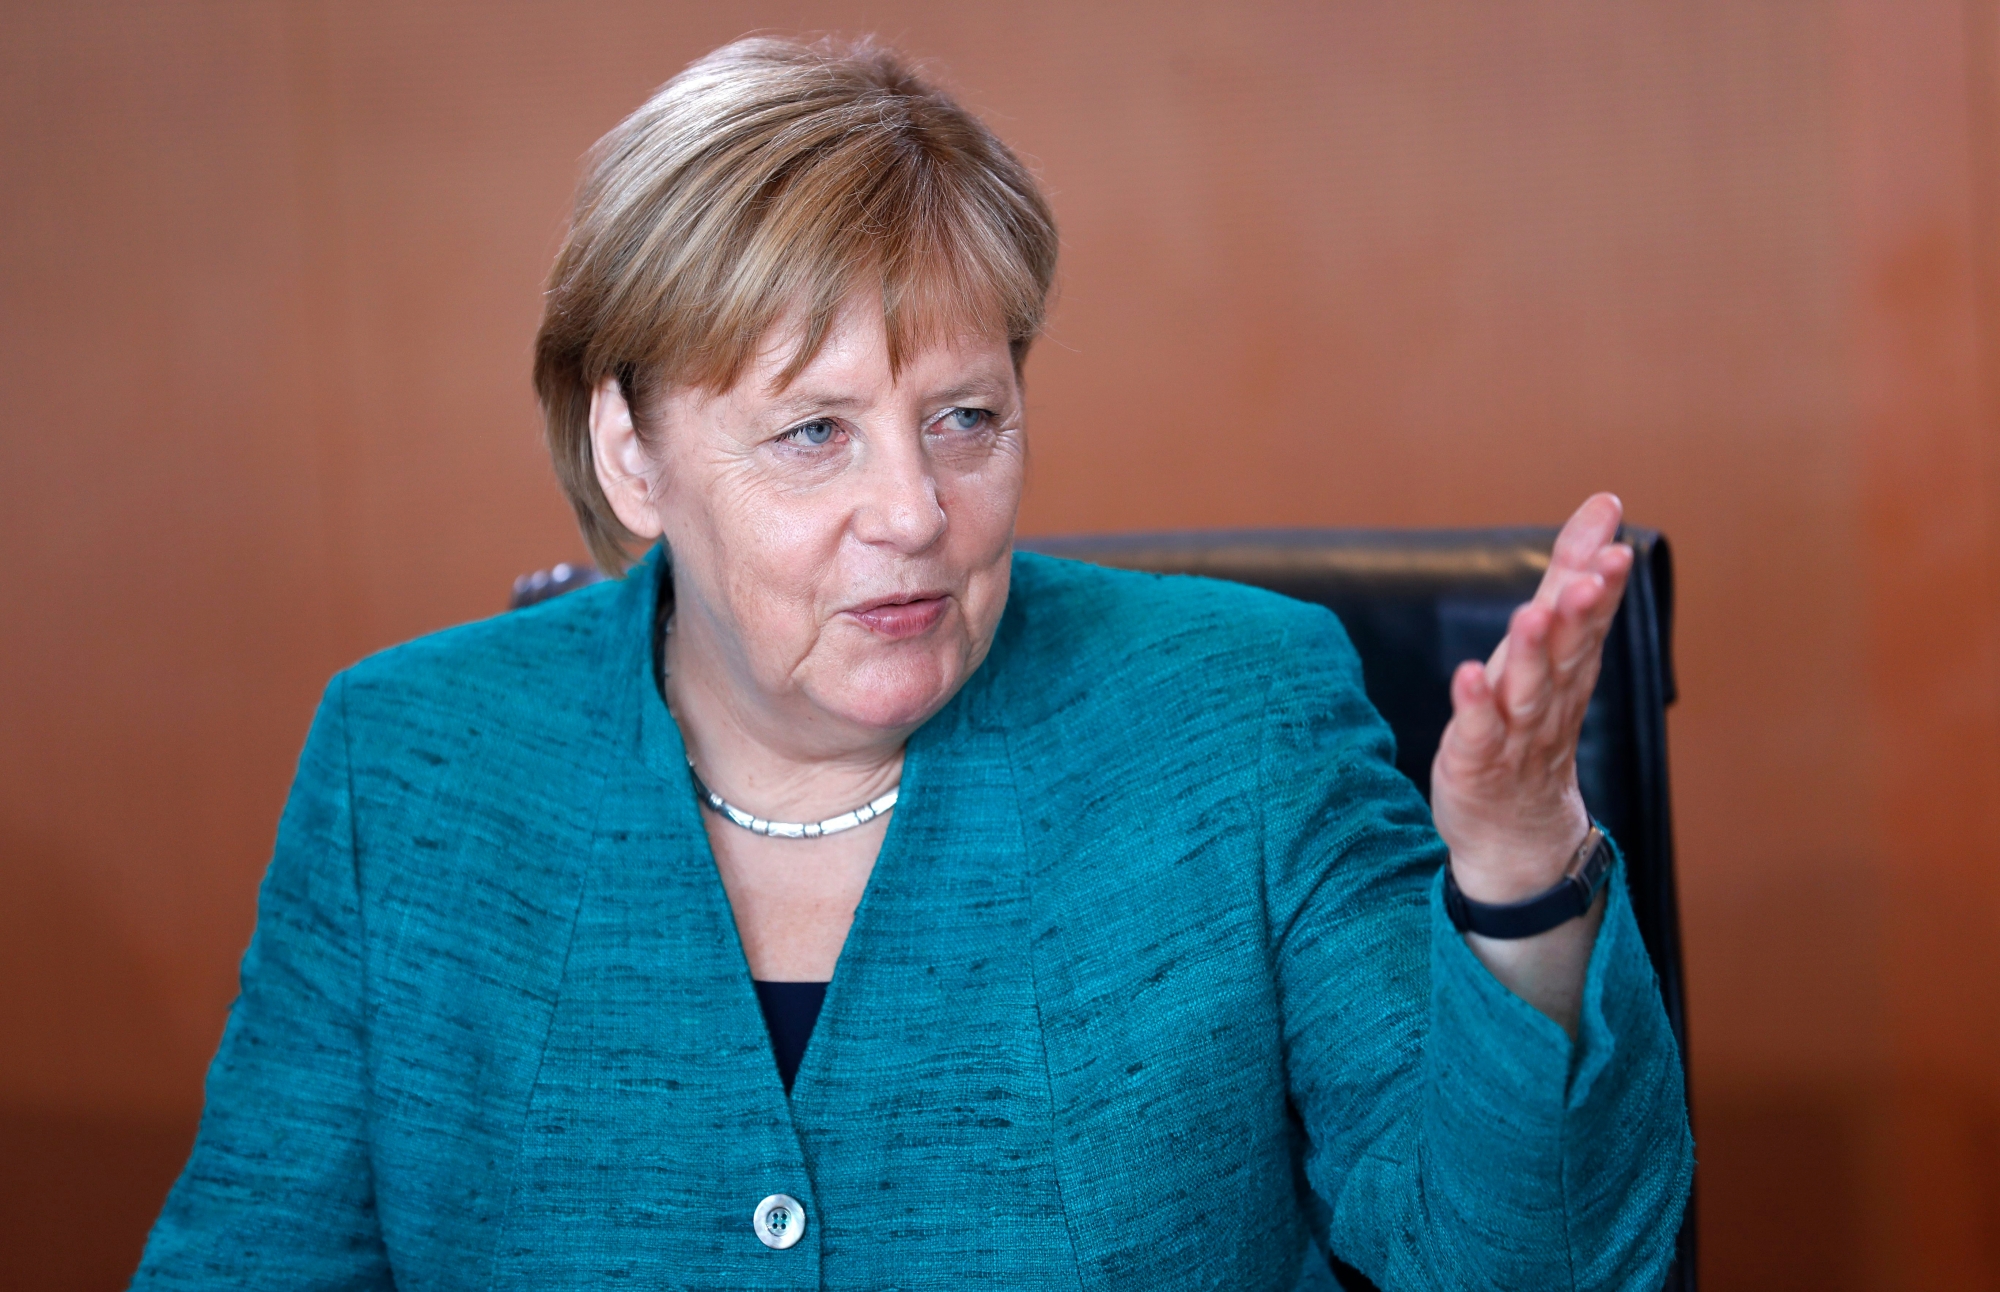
[689,764,898,839]
[662,613,900,839]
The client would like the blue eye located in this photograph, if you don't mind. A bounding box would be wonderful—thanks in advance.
[789,419,836,446]
[946,407,987,431]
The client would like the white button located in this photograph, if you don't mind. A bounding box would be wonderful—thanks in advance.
[753,1193,806,1249]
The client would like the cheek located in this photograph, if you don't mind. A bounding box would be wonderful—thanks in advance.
[940,446,1024,547]
[940,453,1024,616]
[663,463,849,643]
[729,504,851,643]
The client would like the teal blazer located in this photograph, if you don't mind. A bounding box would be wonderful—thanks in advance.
[135,549,1692,1291]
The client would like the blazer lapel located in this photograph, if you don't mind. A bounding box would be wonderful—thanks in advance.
[492,552,822,1289]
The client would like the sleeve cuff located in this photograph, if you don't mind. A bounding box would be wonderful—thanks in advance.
[1428,842,1695,1284]
[1428,847,1662,1108]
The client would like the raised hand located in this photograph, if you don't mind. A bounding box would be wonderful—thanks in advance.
[1430,493,1634,907]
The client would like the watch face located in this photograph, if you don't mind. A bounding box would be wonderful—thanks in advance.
[1578,828,1614,894]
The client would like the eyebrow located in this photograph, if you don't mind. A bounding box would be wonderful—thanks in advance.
[758,373,1017,421]
[926,377,1016,405]
[761,391,872,419]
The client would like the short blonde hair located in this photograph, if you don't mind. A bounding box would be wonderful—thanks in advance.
[534,36,1060,574]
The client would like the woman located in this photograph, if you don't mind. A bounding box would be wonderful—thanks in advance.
[136,37,1690,1291]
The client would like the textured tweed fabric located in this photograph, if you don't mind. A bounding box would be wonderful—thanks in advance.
[133,548,1693,1291]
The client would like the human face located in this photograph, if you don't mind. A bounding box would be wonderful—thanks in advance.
[593,296,1025,748]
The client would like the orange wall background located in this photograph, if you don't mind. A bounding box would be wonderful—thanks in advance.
[4,2,1998,1288]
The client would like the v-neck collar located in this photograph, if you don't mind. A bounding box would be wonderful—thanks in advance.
[497,548,1071,1285]
[622,543,985,1102]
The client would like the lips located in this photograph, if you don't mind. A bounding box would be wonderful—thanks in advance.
[845,593,949,639]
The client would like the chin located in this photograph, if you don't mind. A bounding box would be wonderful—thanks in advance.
[819,649,963,732]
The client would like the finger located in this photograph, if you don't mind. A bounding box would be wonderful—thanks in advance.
[1442,658,1506,761]
[1552,543,1634,671]
[1593,539,1634,605]
[1545,570,1608,677]
[1551,492,1623,572]
[1537,547,1639,746]
[1534,492,1624,609]
[1498,601,1556,727]
[1482,632,1510,688]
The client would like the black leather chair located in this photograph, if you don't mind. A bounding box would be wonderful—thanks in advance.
[510,562,606,608]
[512,526,1693,1291]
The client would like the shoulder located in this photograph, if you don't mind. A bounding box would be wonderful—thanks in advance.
[999,550,1364,713]
[333,572,637,762]
[1008,548,1368,684]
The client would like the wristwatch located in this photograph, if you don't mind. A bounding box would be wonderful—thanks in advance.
[1444,823,1614,939]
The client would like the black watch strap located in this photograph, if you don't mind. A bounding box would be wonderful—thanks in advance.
[1444,825,1614,939]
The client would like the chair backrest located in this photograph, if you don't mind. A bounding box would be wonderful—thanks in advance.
[510,562,605,609]
[1021,526,1692,1292]
[510,528,1694,1290]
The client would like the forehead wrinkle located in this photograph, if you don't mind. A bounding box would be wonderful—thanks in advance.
[754,342,889,412]
[739,290,1014,414]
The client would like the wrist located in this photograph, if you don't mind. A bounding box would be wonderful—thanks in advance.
[1445,823,1614,941]
[1444,804,1592,904]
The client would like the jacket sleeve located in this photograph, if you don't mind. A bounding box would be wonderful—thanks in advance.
[1261,607,1693,1291]
[132,673,392,1290]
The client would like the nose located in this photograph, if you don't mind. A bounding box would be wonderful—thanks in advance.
[852,432,946,554]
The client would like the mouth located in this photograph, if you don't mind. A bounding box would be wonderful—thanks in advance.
[844,592,950,640]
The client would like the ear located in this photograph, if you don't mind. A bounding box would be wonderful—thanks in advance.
[589,376,665,541]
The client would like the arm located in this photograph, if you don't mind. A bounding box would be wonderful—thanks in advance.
[132,674,392,1290]
[1264,607,1692,1291]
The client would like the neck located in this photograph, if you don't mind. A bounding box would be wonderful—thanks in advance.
[662,600,910,822]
